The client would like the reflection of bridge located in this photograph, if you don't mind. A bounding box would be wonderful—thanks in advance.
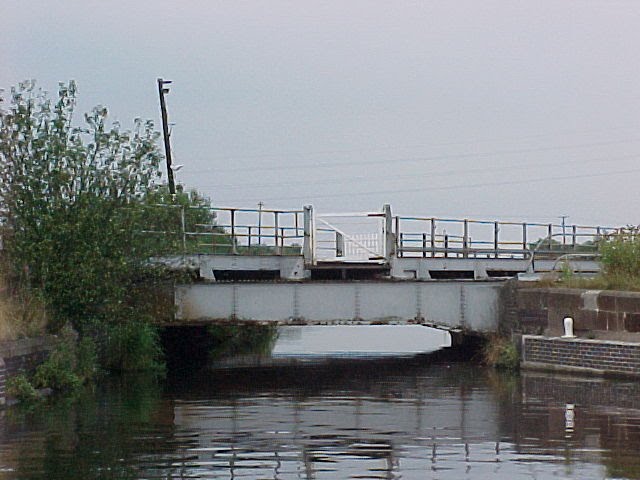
[155,204,618,332]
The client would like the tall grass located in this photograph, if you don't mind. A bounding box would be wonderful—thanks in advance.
[0,272,47,341]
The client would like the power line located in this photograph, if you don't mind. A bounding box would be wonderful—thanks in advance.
[185,125,640,163]
[216,166,640,204]
[186,137,640,175]
[189,152,640,191]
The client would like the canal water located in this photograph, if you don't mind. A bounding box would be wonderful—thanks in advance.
[1,326,640,479]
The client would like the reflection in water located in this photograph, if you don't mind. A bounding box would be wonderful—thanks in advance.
[2,336,640,478]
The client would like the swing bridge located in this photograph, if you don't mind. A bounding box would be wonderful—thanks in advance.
[151,203,618,333]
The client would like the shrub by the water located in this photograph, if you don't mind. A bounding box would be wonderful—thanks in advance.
[6,374,39,403]
[483,336,519,371]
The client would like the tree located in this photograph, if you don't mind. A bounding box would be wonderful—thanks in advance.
[0,80,171,370]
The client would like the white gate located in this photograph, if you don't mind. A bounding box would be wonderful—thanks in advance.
[314,211,388,262]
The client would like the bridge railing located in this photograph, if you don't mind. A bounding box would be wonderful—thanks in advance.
[140,204,305,256]
[395,216,617,260]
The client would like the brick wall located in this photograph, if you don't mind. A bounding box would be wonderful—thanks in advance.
[523,335,640,376]
[511,287,640,339]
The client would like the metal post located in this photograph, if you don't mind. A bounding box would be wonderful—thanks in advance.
[522,222,527,252]
[248,226,252,252]
[548,223,553,251]
[230,209,237,254]
[430,219,436,258]
[444,233,449,258]
[422,233,427,258]
[494,222,499,258]
[399,233,404,258]
[395,215,400,257]
[572,225,577,250]
[274,211,280,255]
[463,219,469,258]
[258,201,263,244]
[336,232,344,257]
[383,204,394,260]
[303,205,314,265]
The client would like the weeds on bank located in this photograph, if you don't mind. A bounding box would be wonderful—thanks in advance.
[483,335,519,371]
[6,326,98,404]
[0,273,46,342]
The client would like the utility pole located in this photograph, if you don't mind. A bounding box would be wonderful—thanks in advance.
[157,78,175,195]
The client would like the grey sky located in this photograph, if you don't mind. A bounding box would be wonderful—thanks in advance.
[3,1,640,226]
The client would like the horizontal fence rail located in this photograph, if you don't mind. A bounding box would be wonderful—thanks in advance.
[394,216,618,262]
[140,204,624,264]
[140,204,305,256]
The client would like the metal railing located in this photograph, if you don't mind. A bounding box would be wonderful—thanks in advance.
[395,216,617,261]
[141,204,305,256]
[143,204,624,264]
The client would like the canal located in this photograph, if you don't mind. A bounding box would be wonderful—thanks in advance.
[1,326,640,479]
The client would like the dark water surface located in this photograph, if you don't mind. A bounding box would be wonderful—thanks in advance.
[2,329,640,479]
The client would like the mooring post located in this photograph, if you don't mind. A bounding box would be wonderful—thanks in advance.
[383,204,394,260]
[303,205,314,265]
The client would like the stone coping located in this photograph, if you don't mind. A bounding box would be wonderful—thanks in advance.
[0,335,59,358]
[522,334,640,347]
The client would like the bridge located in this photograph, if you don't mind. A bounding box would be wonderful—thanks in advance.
[151,203,618,333]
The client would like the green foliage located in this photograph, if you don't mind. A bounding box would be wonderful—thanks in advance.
[6,373,39,403]
[76,336,98,381]
[102,321,165,373]
[208,324,278,359]
[33,339,82,392]
[600,228,640,278]
[0,80,209,372]
[483,336,519,371]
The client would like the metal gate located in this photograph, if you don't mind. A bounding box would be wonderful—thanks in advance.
[313,210,389,262]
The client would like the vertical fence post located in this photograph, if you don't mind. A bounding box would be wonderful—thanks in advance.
[383,204,394,260]
[494,222,499,258]
[274,211,280,255]
[430,219,436,258]
[463,219,469,258]
[399,233,404,258]
[336,232,344,257]
[303,205,314,266]
[181,206,187,254]
[395,215,400,257]
[572,225,577,250]
[247,226,252,253]
[522,222,527,253]
[230,209,237,255]
[422,233,427,258]
[548,223,553,252]
[444,233,449,258]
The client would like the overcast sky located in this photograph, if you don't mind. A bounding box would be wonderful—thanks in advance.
[3,1,640,226]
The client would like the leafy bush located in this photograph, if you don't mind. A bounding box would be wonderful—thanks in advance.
[483,336,519,371]
[33,340,82,392]
[6,374,39,402]
[600,228,640,278]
